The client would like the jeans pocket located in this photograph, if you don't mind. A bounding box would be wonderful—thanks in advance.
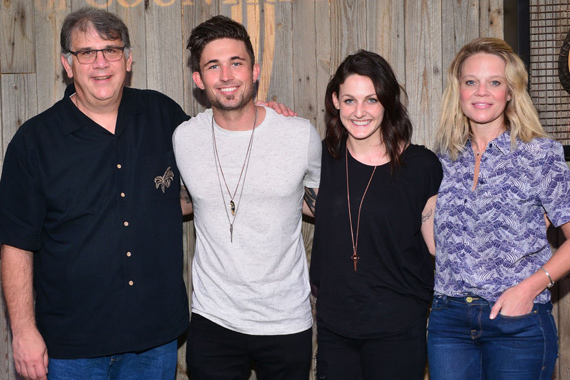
[498,310,536,320]
[430,296,447,311]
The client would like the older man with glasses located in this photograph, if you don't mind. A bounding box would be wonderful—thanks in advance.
[0,7,191,380]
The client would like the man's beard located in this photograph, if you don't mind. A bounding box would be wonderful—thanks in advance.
[209,86,254,112]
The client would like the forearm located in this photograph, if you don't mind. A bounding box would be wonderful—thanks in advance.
[421,195,437,255]
[303,187,318,217]
[1,244,36,334]
[180,185,193,216]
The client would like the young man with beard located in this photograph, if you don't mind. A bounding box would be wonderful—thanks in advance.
[173,15,321,380]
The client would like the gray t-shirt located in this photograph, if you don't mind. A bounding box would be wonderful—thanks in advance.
[173,106,321,335]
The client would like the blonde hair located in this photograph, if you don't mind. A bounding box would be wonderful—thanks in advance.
[435,37,546,160]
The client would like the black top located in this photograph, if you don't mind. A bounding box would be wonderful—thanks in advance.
[311,141,442,338]
[0,85,190,358]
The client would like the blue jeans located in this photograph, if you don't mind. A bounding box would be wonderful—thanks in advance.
[48,339,178,380]
[427,295,558,380]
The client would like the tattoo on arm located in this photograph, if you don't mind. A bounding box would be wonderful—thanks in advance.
[422,208,433,223]
[180,185,191,204]
[304,187,317,216]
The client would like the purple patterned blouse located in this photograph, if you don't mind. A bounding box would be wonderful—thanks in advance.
[434,131,570,303]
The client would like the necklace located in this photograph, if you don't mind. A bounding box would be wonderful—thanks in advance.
[211,108,258,242]
[346,144,379,271]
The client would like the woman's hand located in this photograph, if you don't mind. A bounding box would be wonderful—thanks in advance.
[489,283,536,319]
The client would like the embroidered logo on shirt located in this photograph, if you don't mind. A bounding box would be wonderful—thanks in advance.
[154,167,174,193]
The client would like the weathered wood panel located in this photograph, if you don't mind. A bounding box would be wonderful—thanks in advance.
[405,0,442,148]
[0,0,35,74]
[0,1,510,380]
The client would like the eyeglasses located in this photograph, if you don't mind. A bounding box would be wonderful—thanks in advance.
[69,46,126,64]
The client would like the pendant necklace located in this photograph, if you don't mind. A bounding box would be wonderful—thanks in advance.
[346,143,379,271]
[212,108,258,242]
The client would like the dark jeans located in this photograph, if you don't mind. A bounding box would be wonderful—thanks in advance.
[48,339,177,380]
[186,313,312,380]
[427,295,558,380]
[315,316,427,380]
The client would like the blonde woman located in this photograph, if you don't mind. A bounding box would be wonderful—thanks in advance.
[428,37,570,380]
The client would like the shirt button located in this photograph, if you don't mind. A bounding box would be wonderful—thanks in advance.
[121,192,126,198]
[466,296,473,303]
[129,280,134,286]
[126,251,132,257]
[124,221,129,227]
[117,164,122,169]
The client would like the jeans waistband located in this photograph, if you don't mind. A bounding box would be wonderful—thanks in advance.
[434,295,552,312]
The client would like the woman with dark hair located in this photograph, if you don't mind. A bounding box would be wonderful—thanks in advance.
[310,50,442,379]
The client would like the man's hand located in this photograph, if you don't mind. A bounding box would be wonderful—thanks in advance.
[12,328,48,380]
[255,100,297,117]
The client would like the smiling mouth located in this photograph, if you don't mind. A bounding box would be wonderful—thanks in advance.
[93,75,111,80]
[219,86,238,93]
[352,120,371,126]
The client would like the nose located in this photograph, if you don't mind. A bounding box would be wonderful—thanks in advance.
[92,50,110,68]
[475,82,488,96]
[220,65,234,81]
[354,102,365,118]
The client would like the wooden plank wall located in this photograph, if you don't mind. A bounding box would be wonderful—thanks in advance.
[0,1,507,379]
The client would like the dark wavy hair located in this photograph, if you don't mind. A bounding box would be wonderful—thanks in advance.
[187,15,255,73]
[325,50,412,172]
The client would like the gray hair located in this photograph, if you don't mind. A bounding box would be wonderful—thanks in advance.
[61,7,131,64]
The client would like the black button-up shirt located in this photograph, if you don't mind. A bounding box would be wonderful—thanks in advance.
[0,84,190,358]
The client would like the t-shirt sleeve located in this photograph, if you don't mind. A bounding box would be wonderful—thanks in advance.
[539,140,570,227]
[427,149,443,197]
[0,137,46,251]
[304,123,322,189]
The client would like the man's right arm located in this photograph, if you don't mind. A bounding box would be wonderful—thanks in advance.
[1,244,48,380]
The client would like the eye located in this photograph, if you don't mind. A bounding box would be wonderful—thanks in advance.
[490,80,501,86]
[367,98,379,104]
[79,50,95,57]
[465,80,475,86]
[343,99,355,105]
[207,64,219,70]
[232,62,242,67]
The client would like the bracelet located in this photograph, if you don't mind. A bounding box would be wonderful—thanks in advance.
[540,267,555,288]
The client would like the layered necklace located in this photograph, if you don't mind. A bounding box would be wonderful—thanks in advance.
[211,108,258,243]
[345,143,380,271]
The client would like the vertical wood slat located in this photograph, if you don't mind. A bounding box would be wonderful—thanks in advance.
[144,1,184,105]
[369,0,406,88]
[313,0,331,137]
[33,0,69,114]
[0,1,35,74]
[405,0,442,149]
[330,0,367,75]
[265,1,293,108]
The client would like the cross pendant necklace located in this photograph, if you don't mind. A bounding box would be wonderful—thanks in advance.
[346,143,379,272]
[351,253,360,271]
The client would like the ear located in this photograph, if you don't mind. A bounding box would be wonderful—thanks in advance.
[507,91,512,102]
[61,54,74,79]
[192,71,205,90]
[332,92,340,109]
[126,52,133,72]
[253,63,260,83]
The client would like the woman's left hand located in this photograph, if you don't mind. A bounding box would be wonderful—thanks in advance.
[489,284,536,319]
